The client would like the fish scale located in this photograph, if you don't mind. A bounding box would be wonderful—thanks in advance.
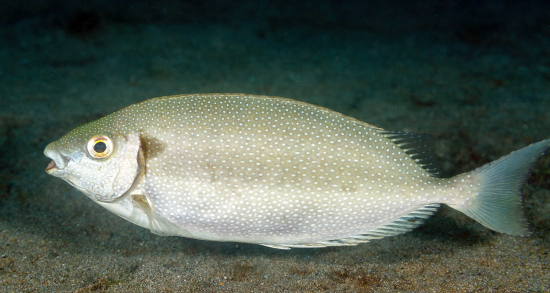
[120,95,437,244]
[44,94,550,249]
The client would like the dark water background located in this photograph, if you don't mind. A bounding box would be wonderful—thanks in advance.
[1,1,549,291]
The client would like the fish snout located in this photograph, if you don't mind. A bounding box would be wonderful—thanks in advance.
[44,142,70,175]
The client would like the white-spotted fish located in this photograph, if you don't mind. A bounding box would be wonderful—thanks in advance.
[44,94,550,249]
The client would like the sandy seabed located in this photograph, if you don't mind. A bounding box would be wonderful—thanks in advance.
[1,16,549,292]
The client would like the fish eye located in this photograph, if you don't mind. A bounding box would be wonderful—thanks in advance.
[87,135,113,159]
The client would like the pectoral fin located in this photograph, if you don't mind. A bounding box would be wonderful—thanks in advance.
[131,194,183,237]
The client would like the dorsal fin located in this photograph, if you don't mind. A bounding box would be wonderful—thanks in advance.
[379,130,442,177]
[260,204,440,249]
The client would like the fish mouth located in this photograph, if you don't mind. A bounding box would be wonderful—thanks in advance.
[45,160,58,174]
[44,142,71,175]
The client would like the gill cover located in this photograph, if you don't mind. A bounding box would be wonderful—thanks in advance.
[68,132,142,202]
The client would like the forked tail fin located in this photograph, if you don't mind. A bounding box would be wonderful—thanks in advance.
[451,139,550,236]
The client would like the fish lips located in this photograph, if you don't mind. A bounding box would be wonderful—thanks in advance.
[44,142,71,176]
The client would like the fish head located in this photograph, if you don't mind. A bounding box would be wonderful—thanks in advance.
[44,119,142,202]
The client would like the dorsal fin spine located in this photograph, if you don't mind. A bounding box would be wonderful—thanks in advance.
[379,130,442,177]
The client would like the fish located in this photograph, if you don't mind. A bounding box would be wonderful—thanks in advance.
[44,94,550,249]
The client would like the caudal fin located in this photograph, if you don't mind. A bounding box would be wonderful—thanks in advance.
[453,139,550,236]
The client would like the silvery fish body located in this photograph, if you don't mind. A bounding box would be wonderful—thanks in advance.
[44,94,550,249]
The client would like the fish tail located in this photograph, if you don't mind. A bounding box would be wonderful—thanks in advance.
[449,139,550,236]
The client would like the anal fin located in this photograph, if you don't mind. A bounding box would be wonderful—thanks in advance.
[347,203,440,241]
[260,204,440,249]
